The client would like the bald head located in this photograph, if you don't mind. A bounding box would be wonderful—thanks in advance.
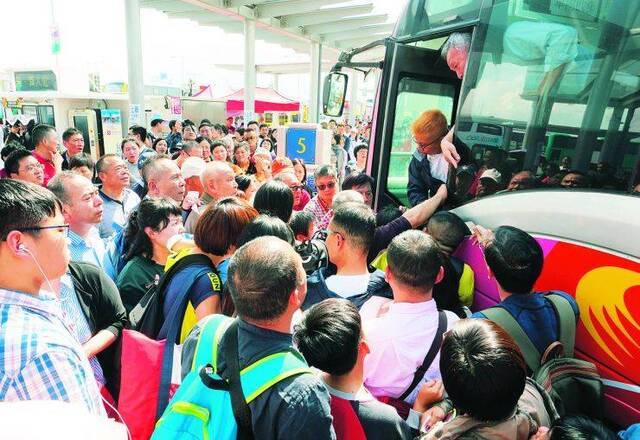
[143,156,186,202]
[228,236,305,321]
[201,160,238,200]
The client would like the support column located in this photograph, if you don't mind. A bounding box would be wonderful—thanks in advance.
[244,19,256,125]
[272,73,280,92]
[124,0,145,127]
[309,41,322,123]
[349,70,359,125]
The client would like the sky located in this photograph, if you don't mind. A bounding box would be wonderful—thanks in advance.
[0,0,404,101]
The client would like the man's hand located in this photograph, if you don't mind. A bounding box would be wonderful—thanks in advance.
[531,427,550,440]
[413,380,445,413]
[52,151,64,171]
[435,184,448,206]
[440,128,460,168]
[472,224,494,248]
[182,191,201,211]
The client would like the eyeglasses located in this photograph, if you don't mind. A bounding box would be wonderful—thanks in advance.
[316,181,336,191]
[21,163,44,173]
[18,224,70,236]
[288,185,303,192]
[412,134,444,150]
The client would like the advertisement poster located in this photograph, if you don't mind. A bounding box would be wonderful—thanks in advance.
[170,96,182,117]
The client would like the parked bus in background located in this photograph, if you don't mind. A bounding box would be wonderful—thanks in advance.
[324,0,640,427]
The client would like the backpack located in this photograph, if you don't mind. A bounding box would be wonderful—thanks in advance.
[294,238,328,275]
[482,292,603,419]
[129,253,215,338]
[152,315,311,440]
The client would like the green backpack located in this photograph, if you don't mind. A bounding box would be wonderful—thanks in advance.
[482,293,603,419]
[152,315,311,440]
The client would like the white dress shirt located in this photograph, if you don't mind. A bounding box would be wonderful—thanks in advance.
[361,296,459,404]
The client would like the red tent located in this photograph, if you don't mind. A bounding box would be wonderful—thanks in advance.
[220,87,300,115]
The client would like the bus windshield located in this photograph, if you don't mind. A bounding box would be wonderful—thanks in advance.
[453,0,640,198]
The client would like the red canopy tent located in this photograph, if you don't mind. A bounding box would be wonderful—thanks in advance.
[220,87,300,115]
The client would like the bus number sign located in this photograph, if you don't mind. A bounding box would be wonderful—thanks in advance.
[286,128,316,164]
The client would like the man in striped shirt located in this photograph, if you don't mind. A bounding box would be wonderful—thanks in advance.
[0,179,105,416]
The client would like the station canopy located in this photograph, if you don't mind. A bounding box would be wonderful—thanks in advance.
[219,86,300,114]
[140,0,396,54]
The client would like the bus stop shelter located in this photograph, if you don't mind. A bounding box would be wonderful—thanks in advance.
[125,0,396,123]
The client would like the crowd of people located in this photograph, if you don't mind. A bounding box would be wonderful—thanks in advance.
[0,112,635,440]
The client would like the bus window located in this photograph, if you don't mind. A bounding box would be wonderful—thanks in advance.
[387,78,455,205]
[456,0,640,196]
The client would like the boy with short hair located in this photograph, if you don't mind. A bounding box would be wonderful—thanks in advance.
[426,211,475,307]
[295,299,442,440]
[289,210,315,242]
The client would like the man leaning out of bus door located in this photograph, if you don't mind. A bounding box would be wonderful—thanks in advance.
[407,109,470,207]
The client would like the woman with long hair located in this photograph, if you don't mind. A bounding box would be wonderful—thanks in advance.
[117,197,184,313]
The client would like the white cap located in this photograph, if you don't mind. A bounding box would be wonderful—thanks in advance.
[181,157,206,179]
[480,168,501,183]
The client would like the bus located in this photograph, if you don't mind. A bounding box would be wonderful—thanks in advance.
[324,0,640,427]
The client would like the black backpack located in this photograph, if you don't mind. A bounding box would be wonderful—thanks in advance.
[294,231,328,275]
[129,253,217,339]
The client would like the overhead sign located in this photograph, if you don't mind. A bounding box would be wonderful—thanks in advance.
[14,71,57,92]
[286,128,316,164]
[129,104,142,127]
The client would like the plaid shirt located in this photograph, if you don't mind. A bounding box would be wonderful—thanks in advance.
[0,288,106,416]
[304,195,333,231]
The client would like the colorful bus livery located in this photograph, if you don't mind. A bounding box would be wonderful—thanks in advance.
[453,190,640,426]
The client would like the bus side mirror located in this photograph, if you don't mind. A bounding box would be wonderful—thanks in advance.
[323,72,348,117]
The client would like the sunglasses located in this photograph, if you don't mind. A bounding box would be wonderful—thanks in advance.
[316,181,336,191]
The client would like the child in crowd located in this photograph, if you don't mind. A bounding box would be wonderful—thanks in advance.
[294,299,443,440]
[426,211,475,309]
[290,210,315,242]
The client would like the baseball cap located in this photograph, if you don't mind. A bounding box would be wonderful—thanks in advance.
[479,168,501,183]
[181,157,206,179]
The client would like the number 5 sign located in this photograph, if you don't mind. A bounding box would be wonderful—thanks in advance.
[286,128,316,164]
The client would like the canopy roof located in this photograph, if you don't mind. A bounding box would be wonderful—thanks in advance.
[219,86,300,114]
[141,0,396,54]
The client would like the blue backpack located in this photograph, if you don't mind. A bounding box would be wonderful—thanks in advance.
[152,315,311,440]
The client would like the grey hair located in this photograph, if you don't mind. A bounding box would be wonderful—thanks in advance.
[332,190,364,210]
[441,32,471,60]
[314,164,337,180]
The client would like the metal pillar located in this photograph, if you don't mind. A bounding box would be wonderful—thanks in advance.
[349,71,360,125]
[309,41,322,123]
[124,0,145,127]
[272,73,279,92]
[244,19,256,125]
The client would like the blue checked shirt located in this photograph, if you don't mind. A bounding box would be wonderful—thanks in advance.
[0,288,106,416]
[68,228,116,281]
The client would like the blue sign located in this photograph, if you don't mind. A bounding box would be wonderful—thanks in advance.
[286,128,316,164]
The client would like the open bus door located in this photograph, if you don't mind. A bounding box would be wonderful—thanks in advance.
[370,38,462,208]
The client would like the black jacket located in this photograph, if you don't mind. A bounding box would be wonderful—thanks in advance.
[407,135,471,207]
[68,261,128,392]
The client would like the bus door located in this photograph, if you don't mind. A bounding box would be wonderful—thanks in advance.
[372,38,462,208]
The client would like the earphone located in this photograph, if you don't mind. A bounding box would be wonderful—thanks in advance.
[17,241,131,438]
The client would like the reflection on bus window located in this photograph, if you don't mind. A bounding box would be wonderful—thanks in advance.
[446,0,640,200]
